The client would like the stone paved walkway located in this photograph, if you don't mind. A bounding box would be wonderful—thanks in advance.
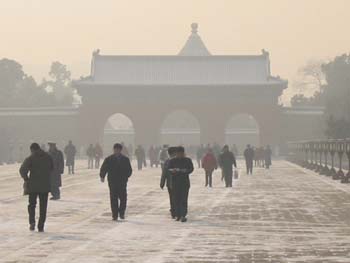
[0,160,350,262]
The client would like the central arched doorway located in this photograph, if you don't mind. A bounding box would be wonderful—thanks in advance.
[160,110,200,147]
[225,113,260,156]
[103,113,135,156]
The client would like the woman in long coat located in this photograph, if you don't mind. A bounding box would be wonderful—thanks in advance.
[48,143,64,200]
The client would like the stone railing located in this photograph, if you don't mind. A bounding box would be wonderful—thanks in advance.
[287,139,350,183]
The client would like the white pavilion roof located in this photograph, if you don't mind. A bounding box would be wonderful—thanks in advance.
[78,24,286,87]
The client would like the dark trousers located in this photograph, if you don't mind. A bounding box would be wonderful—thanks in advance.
[205,170,213,187]
[172,184,189,218]
[223,170,233,187]
[51,185,60,199]
[88,158,94,169]
[68,165,74,174]
[95,158,100,169]
[167,187,175,217]
[137,158,143,170]
[109,185,127,219]
[197,158,201,168]
[246,160,253,174]
[28,193,48,229]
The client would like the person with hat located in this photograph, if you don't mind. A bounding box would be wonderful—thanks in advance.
[20,143,53,232]
[100,143,132,221]
[48,142,64,200]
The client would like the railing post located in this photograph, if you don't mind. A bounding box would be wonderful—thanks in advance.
[328,141,337,177]
[310,142,315,170]
[345,140,350,183]
[321,141,330,175]
[333,140,343,180]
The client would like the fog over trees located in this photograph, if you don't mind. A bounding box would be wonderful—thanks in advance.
[1,52,350,139]
[0,59,75,107]
[290,54,350,138]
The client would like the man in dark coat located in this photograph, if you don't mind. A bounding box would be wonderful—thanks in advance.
[86,144,95,169]
[20,143,53,232]
[48,142,64,200]
[94,143,103,169]
[100,143,132,221]
[264,145,272,169]
[168,146,194,222]
[135,145,146,170]
[160,146,177,219]
[219,145,237,187]
[244,144,255,175]
[64,140,77,174]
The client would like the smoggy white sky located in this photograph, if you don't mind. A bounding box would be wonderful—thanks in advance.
[1,0,350,102]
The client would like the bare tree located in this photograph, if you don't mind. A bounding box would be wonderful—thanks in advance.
[293,59,327,96]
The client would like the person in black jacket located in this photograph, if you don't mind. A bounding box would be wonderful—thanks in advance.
[19,143,53,232]
[100,143,132,221]
[219,145,237,187]
[160,146,177,219]
[244,144,255,175]
[168,146,194,222]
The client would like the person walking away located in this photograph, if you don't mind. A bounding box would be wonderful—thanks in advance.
[149,146,157,168]
[135,145,144,170]
[202,148,218,187]
[160,146,177,219]
[159,145,169,169]
[100,143,132,221]
[86,144,95,169]
[64,140,76,174]
[218,145,237,187]
[20,143,53,232]
[141,145,147,167]
[48,142,64,200]
[94,143,103,169]
[168,146,194,222]
[264,145,272,169]
[244,144,255,175]
[196,145,204,168]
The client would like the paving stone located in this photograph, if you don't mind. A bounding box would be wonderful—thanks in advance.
[0,160,349,262]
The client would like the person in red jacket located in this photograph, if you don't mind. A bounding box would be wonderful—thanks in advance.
[201,148,218,187]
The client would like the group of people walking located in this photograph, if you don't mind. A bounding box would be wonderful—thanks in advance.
[18,140,272,232]
[86,143,103,169]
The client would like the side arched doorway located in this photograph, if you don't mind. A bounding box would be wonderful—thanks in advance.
[103,113,135,155]
[225,114,260,155]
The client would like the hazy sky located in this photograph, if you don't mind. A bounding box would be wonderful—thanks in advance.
[1,0,350,101]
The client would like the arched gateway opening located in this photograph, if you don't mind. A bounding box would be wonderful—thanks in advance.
[103,113,134,155]
[160,110,200,146]
[225,114,260,155]
[74,24,287,150]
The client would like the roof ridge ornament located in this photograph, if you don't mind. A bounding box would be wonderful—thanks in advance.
[178,23,211,56]
[191,23,198,34]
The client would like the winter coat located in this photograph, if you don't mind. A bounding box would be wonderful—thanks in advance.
[201,153,218,172]
[100,154,132,188]
[19,150,53,193]
[49,149,64,187]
